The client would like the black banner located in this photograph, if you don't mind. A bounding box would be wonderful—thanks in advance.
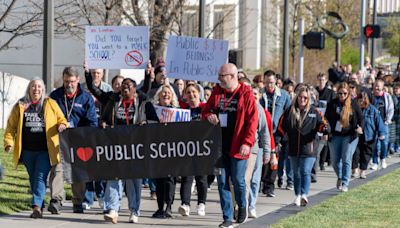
[59,121,222,183]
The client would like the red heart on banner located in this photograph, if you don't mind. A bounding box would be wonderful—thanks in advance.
[76,147,93,162]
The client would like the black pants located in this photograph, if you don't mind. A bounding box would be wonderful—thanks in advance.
[261,163,277,194]
[319,145,330,166]
[155,177,176,211]
[207,175,215,187]
[180,175,207,205]
[353,137,375,170]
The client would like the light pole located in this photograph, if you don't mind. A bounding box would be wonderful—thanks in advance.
[282,0,289,79]
[43,0,54,92]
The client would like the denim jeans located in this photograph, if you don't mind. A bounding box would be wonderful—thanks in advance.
[20,150,52,208]
[248,149,263,210]
[329,136,359,187]
[373,125,389,164]
[217,155,247,222]
[277,142,293,185]
[149,179,156,193]
[84,180,106,207]
[289,156,316,196]
[104,179,142,215]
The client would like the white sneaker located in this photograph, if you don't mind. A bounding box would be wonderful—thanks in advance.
[341,186,348,192]
[104,210,118,224]
[98,198,104,209]
[178,204,190,216]
[300,195,308,206]
[128,213,138,223]
[82,202,91,210]
[370,163,378,170]
[248,208,257,218]
[381,159,387,169]
[197,203,206,216]
[293,195,301,206]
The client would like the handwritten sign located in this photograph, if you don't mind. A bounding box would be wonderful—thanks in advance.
[153,105,191,123]
[85,26,149,69]
[166,35,229,83]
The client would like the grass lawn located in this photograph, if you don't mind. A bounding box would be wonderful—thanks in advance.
[272,167,400,228]
[0,130,71,215]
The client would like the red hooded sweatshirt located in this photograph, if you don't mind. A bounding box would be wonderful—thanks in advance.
[202,82,258,159]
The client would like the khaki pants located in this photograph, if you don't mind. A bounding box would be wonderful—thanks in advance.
[49,163,65,202]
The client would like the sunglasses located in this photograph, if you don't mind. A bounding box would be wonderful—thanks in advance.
[338,92,348,96]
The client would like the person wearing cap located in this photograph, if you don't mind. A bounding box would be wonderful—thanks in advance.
[144,58,181,100]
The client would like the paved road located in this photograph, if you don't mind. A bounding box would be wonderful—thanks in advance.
[1,155,399,228]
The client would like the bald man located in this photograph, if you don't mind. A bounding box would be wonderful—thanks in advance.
[202,63,258,227]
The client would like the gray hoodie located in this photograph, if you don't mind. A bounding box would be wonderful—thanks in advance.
[251,104,271,157]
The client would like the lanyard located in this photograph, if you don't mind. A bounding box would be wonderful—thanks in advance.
[123,99,134,125]
[64,94,77,121]
[222,84,240,112]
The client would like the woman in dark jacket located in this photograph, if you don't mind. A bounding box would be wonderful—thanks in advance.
[276,85,329,206]
[325,82,364,192]
[101,78,146,224]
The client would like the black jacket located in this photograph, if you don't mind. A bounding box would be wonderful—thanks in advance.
[325,98,364,140]
[276,106,329,157]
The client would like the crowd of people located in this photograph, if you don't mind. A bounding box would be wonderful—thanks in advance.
[3,57,400,228]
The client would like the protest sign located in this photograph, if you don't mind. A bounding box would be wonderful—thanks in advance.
[153,105,191,123]
[85,26,149,69]
[59,121,222,183]
[166,35,229,82]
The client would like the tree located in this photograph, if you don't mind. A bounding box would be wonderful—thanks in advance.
[384,16,400,59]
[0,0,43,51]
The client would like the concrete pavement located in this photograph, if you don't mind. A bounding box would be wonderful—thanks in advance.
[1,155,399,228]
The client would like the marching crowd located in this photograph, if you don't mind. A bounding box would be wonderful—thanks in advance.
[3,57,400,228]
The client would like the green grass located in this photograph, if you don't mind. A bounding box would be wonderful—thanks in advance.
[272,168,400,228]
[0,130,71,215]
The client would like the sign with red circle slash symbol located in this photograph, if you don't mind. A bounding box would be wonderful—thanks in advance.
[125,50,144,67]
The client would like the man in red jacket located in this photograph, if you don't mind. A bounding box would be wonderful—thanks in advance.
[202,63,258,228]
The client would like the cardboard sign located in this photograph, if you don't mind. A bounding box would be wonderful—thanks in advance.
[153,105,191,123]
[85,26,149,69]
[166,35,229,82]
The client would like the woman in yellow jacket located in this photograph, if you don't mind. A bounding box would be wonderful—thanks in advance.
[4,78,67,219]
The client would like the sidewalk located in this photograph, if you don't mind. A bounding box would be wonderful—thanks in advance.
[1,155,399,228]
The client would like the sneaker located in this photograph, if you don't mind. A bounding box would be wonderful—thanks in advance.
[341,186,348,192]
[311,175,317,183]
[381,159,387,169]
[320,164,325,171]
[98,198,104,209]
[72,204,84,214]
[104,210,118,224]
[178,204,190,216]
[197,203,206,216]
[351,168,359,178]
[360,170,367,179]
[266,192,276,197]
[219,220,233,228]
[336,179,342,190]
[248,208,257,218]
[300,195,308,206]
[277,178,283,188]
[150,192,157,200]
[48,199,61,214]
[30,206,42,219]
[82,202,91,210]
[152,209,165,218]
[286,184,294,190]
[143,184,149,188]
[370,163,378,170]
[293,195,301,206]
[237,207,248,224]
[128,212,139,223]
[165,207,173,218]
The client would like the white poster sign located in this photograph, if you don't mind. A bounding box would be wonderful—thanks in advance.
[153,105,191,123]
[166,35,229,83]
[85,26,149,69]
